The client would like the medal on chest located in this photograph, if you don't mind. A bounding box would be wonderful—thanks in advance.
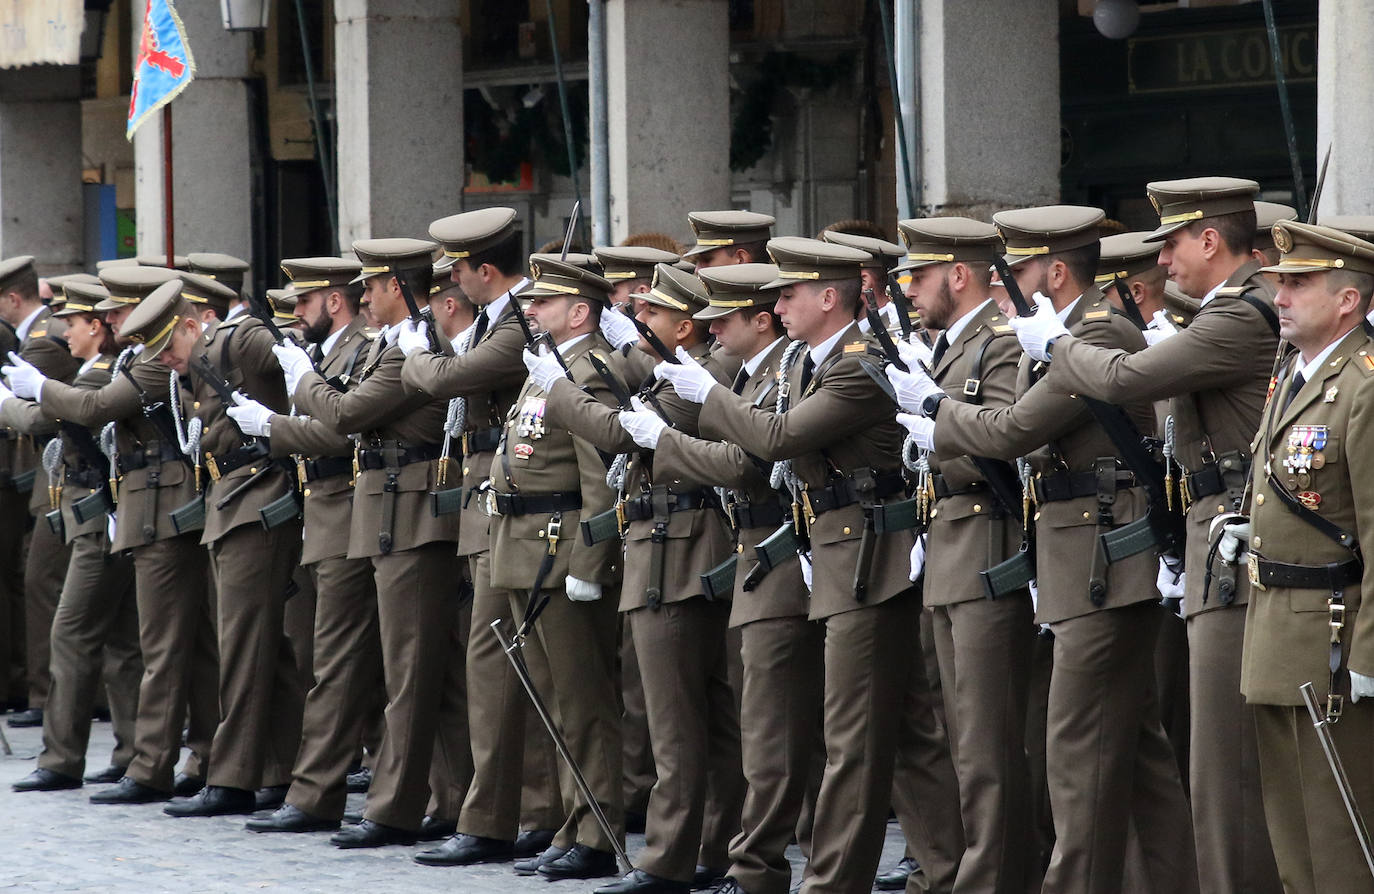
[515,395,547,440]
[1283,424,1327,487]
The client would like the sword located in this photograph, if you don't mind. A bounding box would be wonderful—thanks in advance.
[492,619,633,874]
[632,318,680,364]
[1301,681,1374,879]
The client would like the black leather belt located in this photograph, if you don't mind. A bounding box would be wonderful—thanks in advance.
[356,442,442,471]
[1253,557,1362,590]
[64,467,105,489]
[299,455,352,482]
[931,474,985,500]
[730,497,786,529]
[206,441,271,480]
[1033,469,1137,503]
[1186,455,1251,500]
[622,488,716,523]
[462,426,502,455]
[491,490,582,516]
[804,470,906,516]
[117,442,184,474]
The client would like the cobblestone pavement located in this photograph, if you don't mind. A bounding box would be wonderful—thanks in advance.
[0,720,907,893]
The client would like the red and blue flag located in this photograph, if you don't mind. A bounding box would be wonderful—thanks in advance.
[126,0,196,140]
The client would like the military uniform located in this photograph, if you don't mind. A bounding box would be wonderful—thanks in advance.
[400,208,564,860]
[543,262,743,887]
[290,240,464,839]
[36,270,217,798]
[933,206,1195,893]
[1040,179,1283,893]
[898,217,1036,894]
[1241,222,1374,894]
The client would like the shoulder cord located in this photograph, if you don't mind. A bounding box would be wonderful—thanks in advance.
[167,369,202,462]
[441,321,483,474]
[768,339,808,493]
[100,346,140,470]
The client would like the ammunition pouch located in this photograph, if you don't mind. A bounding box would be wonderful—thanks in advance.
[44,508,64,540]
[71,488,115,526]
[169,494,206,535]
[580,507,622,546]
[700,554,737,601]
[12,468,35,494]
[979,547,1035,601]
[259,490,303,530]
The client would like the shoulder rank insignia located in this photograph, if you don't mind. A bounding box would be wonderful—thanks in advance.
[92,361,111,370]
[1215,286,1246,298]
[991,324,1013,334]
[1083,310,1110,320]
[1364,355,1374,373]
[843,342,867,354]
[29,328,45,337]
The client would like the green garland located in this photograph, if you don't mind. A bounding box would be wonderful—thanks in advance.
[730,50,853,172]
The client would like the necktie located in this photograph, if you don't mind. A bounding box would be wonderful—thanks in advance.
[470,308,490,345]
[931,332,949,368]
[731,367,749,395]
[1281,368,1305,414]
[308,343,323,366]
[798,353,815,394]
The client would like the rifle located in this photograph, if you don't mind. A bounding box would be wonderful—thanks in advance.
[59,421,116,524]
[885,273,916,338]
[1109,276,1147,331]
[247,291,286,344]
[192,354,260,449]
[393,267,441,352]
[561,200,581,260]
[632,318,680,365]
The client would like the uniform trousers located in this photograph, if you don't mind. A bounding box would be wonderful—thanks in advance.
[23,516,69,708]
[457,549,562,839]
[283,565,318,695]
[178,563,220,782]
[629,597,742,882]
[1188,606,1282,893]
[36,530,139,777]
[727,615,824,894]
[425,563,474,823]
[0,483,25,702]
[801,586,922,894]
[1040,601,1197,894]
[126,533,213,791]
[507,584,624,853]
[1255,702,1374,894]
[361,543,465,831]
[285,554,379,821]
[621,620,657,818]
[1155,608,1190,788]
[932,595,1036,894]
[206,522,304,792]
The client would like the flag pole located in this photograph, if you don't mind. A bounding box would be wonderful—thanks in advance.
[162,105,174,266]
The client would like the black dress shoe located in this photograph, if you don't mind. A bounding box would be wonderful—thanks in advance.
[417,815,457,842]
[245,803,340,833]
[514,828,556,858]
[413,833,515,866]
[708,878,747,894]
[83,765,127,784]
[254,784,289,812]
[7,707,42,728]
[514,844,568,875]
[343,810,363,824]
[692,866,727,890]
[874,856,918,891]
[12,768,81,792]
[90,777,171,804]
[330,818,417,849]
[345,766,372,793]
[594,869,690,894]
[537,843,619,881]
[172,773,205,797]
[164,785,255,817]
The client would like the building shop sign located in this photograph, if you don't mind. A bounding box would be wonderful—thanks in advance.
[1128,24,1315,94]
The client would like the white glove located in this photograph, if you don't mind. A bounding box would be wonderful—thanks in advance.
[599,308,640,351]
[3,352,46,401]
[1009,292,1069,362]
[226,392,274,437]
[1350,670,1374,703]
[619,407,667,449]
[909,533,927,582]
[397,318,431,357]
[885,362,943,414]
[271,341,314,397]
[1142,309,1179,347]
[799,554,813,593]
[1156,555,1186,601]
[0,381,15,403]
[565,575,602,602]
[1211,513,1251,565]
[522,347,565,393]
[895,412,935,452]
[654,346,718,403]
[898,336,935,370]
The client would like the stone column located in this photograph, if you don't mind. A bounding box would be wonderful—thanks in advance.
[334,0,463,250]
[133,0,256,265]
[605,0,729,244]
[916,0,1059,218]
[0,66,84,272]
[1316,0,1374,218]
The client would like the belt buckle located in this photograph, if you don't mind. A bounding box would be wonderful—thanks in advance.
[205,452,222,482]
[1247,552,1265,591]
[1327,693,1344,721]
[1329,599,1346,638]
[962,377,981,398]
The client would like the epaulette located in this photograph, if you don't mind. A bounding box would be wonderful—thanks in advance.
[361,327,380,340]
[990,323,1013,334]
[1214,286,1247,298]
[1355,346,1374,377]
[92,361,111,370]
[29,327,45,338]
[843,342,868,355]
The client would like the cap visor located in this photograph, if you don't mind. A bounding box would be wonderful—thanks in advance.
[681,244,715,259]
[134,332,175,362]
[889,259,941,275]
[433,255,456,273]
[1141,220,1190,243]
[1259,261,1328,274]
[692,304,737,321]
[1000,253,1038,268]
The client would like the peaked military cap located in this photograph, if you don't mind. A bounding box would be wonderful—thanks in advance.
[822,230,905,267]
[1318,216,1374,244]
[594,245,680,281]
[684,210,775,258]
[1261,220,1374,277]
[894,218,1000,273]
[52,279,111,317]
[135,253,190,270]
[429,262,463,297]
[993,206,1105,267]
[96,265,181,311]
[44,272,100,294]
[350,238,438,286]
[763,236,870,288]
[641,263,709,314]
[1095,232,1161,284]
[0,256,36,293]
[179,271,238,315]
[280,257,363,297]
[695,263,781,321]
[525,256,614,305]
[530,252,603,276]
[122,280,193,361]
[429,208,520,267]
[266,289,298,326]
[187,252,250,292]
[1143,177,1259,242]
[1255,201,1298,234]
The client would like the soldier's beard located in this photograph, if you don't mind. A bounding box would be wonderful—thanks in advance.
[302,311,333,344]
[922,277,957,331]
